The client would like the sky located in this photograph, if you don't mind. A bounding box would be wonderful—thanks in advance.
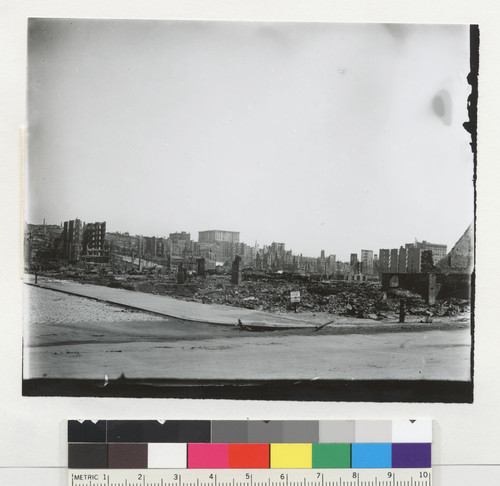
[26,20,474,261]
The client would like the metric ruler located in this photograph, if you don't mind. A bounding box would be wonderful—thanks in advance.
[68,468,431,486]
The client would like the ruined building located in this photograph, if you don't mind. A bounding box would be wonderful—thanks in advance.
[25,222,63,264]
[196,230,240,263]
[62,218,83,261]
[405,240,447,265]
[81,222,109,262]
[437,224,474,274]
[168,231,192,258]
[360,249,374,275]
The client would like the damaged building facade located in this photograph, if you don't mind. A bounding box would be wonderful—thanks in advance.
[24,218,110,266]
[24,222,64,266]
[381,272,471,304]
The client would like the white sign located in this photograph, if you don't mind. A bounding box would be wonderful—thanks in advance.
[290,291,301,303]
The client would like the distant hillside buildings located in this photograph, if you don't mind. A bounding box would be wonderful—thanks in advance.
[25,216,472,281]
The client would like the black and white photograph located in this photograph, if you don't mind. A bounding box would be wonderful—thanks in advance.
[23,19,476,401]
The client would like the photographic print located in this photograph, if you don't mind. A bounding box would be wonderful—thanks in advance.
[23,19,476,401]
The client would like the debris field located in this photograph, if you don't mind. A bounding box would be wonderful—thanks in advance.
[35,265,470,320]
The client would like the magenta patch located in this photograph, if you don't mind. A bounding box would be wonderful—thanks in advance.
[188,443,229,468]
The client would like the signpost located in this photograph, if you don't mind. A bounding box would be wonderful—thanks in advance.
[290,291,300,313]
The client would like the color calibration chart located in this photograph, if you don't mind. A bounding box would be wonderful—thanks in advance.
[68,420,432,486]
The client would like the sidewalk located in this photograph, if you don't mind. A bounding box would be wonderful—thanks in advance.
[24,275,318,328]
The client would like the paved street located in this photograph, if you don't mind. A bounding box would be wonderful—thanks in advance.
[24,275,316,328]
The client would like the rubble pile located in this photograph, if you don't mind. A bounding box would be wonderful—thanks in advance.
[35,265,470,318]
[433,299,470,316]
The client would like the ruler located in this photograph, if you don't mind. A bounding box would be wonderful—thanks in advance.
[68,468,431,486]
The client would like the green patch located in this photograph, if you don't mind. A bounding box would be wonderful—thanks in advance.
[312,443,350,468]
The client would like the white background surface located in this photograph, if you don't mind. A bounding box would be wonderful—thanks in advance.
[1,1,499,484]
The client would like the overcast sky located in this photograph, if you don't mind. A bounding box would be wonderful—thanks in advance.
[26,20,474,261]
